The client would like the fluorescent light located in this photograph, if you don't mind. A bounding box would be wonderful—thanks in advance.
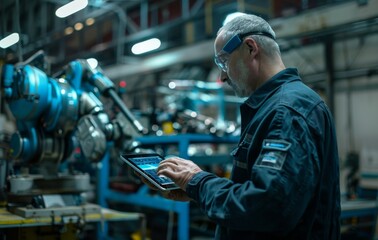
[131,38,161,55]
[55,0,88,18]
[0,33,20,49]
[223,12,246,25]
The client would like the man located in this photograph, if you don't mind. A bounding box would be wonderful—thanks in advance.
[154,13,341,239]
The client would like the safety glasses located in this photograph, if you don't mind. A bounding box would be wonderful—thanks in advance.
[214,31,275,72]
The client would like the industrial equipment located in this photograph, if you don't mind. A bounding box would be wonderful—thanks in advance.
[0,51,146,238]
[154,79,241,137]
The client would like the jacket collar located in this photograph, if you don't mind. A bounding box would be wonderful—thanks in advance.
[243,68,300,109]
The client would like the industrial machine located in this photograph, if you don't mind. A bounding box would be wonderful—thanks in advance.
[0,51,146,238]
[154,80,241,137]
[0,51,241,239]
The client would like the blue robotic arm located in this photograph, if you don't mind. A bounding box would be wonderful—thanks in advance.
[2,63,79,172]
[1,55,145,177]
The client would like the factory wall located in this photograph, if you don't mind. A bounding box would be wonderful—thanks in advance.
[282,32,378,194]
[333,33,378,165]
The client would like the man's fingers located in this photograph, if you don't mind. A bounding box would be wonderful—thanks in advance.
[160,157,184,165]
[157,167,176,179]
[158,161,179,172]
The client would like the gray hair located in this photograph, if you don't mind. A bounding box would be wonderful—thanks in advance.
[218,13,281,56]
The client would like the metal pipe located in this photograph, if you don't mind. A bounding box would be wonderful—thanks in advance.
[108,89,147,135]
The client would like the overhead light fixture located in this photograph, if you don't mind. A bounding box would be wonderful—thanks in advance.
[223,12,246,25]
[168,81,176,89]
[74,22,84,31]
[64,27,74,35]
[55,0,88,18]
[85,18,95,26]
[131,38,161,55]
[0,33,20,49]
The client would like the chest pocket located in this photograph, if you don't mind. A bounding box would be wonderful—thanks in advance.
[230,134,253,170]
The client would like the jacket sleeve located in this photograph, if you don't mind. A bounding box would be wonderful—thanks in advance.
[186,106,321,234]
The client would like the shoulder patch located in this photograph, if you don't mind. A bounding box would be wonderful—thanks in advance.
[255,139,291,170]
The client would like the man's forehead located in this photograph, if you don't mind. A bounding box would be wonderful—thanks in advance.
[214,30,228,51]
[217,30,228,41]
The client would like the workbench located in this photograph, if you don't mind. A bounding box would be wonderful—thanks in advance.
[0,204,146,239]
[341,199,378,239]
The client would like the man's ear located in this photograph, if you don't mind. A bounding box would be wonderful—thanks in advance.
[245,38,258,56]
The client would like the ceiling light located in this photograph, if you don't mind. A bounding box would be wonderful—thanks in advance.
[0,33,20,49]
[85,18,95,26]
[64,27,74,35]
[168,81,176,89]
[74,22,84,31]
[55,0,88,18]
[131,38,161,55]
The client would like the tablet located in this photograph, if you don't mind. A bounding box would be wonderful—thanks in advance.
[120,153,180,191]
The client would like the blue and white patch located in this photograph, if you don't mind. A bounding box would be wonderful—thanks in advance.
[255,139,291,170]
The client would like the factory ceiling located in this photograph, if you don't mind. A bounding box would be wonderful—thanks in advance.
[1,0,378,80]
[1,0,268,72]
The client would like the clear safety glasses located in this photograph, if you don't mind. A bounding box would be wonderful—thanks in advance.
[214,31,275,72]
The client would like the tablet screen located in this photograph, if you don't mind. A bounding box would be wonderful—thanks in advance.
[121,153,179,191]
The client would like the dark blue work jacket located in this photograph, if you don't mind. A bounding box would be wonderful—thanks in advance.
[186,68,341,239]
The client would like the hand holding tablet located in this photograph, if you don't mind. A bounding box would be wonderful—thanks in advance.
[121,153,180,191]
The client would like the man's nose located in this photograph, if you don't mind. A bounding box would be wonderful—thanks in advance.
[220,71,229,83]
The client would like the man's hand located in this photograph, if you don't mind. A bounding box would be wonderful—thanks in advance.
[157,156,203,190]
[134,170,191,202]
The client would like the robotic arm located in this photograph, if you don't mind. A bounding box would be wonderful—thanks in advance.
[2,63,79,175]
[1,52,146,180]
[0,52,150,236]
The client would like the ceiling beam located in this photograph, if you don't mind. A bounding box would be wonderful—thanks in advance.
[270,0,378,40]
[104,40,214,79]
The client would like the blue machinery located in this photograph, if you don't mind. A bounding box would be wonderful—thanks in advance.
[0,54,147,238]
